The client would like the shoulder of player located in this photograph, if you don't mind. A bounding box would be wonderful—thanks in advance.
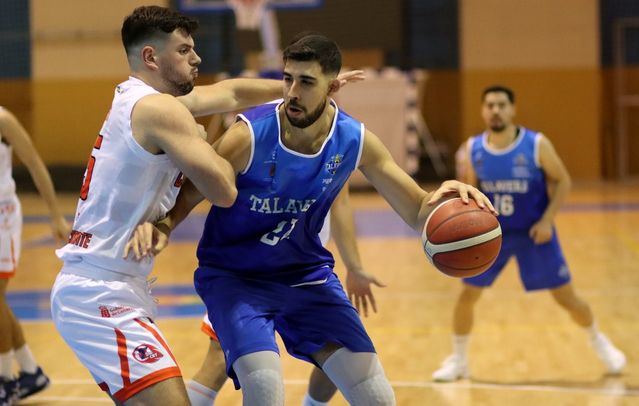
[216,119,251,149]
[226,119,251,138]
[133,94,192,132]
[0,107,15,127]
[0,108,27,144]
[534,132,555,152]
[358,129,389,166]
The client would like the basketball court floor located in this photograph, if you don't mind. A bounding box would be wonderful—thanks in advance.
[8,182,639,405]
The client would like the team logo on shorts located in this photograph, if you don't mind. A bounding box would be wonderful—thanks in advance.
[132,344,164,364]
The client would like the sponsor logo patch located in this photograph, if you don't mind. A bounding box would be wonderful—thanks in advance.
[132,344,164,364]
[98,304,134,318]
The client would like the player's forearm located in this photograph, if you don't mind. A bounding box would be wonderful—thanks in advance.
[541,175,571,224]
[186,79,281,117]
[331,208,364,272]
[226,78,281,110]
[160,181,205,233]
[27,158,64,220]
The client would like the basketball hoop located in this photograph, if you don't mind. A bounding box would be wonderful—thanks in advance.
[227,0,268,30]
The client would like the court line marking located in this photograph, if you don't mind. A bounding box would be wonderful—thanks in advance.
[42,378,639,397]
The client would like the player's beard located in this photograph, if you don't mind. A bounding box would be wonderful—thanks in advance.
[489,117,506,132]
[490,123,506,132]
[161,64,195,96]
[286,99,327,129]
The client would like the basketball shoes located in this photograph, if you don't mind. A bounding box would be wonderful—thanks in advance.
[17,367,50,399]
[0,377,19,406]
[591,333,626,374]
[432,355,469,382]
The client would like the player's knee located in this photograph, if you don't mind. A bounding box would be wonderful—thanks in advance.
[347,372,395,405]
[458,286,482,305]
[551,289,580,310]
[239,368,284,406]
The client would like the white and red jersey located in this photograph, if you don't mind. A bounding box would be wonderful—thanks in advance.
[56,77,183,279]
[0,108,17,199]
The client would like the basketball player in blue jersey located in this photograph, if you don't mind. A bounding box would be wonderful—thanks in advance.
[127,33,495,405]
[432,85,626,382]
[184,186,382,406]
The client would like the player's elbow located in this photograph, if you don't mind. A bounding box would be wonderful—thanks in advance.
[213,183,238,208]
[559,169,572,192]
[563,174,572,193]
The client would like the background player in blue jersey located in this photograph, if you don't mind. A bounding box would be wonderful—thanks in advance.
[127,34,495,405]
[432,85,626,382]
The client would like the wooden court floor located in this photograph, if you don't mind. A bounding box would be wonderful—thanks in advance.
[8,181,639,405]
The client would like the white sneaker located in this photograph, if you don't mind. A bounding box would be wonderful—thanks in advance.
[591,333,626,374]
[432,355,469,382]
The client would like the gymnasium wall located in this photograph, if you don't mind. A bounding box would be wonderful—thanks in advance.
[0,0,636,184]
[459,0,601,180]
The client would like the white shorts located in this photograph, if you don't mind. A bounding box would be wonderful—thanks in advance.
[200,313,219,341]
[50,270,181,402]
[0,196,21,277]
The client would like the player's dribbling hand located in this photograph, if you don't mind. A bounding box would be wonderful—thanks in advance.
[346,269,386,317]
[427,180,498,215]
[529,219,553,244]
[123,222,170,261]
[336,70,365,90]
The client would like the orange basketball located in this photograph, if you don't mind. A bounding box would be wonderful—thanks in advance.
[422,197,502,278]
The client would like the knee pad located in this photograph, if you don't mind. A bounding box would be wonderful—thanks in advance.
[239,368,284,406]
[347,373,395,406]
[321,348,395,405]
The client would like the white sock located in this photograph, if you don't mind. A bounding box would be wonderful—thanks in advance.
[453,335,469,359]
[585,321,600,340]
[14,344,38,374]
[0,351,13,378]
[303,393,329,406]
[187,380,218,406]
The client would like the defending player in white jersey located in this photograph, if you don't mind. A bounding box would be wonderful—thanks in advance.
[0,107,69,405]
[50,6,292,405]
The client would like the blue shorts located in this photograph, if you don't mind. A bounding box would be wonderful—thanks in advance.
[463,229,570,291]
[194,268,375,389]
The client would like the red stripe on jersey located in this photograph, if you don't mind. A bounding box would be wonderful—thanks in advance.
[112,366,181,402]
[200,321,219,341]
[115,328,131,386]
[134,318,179,365]
[94,135,104,149]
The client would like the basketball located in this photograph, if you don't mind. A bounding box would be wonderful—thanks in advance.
[422,197,502,278]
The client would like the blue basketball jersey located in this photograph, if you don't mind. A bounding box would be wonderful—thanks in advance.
[197,100,364,285]
[470,127,549,232]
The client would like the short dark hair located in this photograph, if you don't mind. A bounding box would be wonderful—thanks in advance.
[283,32,341,75]
[482,85,515,104]
[121,6,198,56]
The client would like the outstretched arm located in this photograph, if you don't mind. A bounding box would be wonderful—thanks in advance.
[331,185,385,317]
[0,108,69,243]
[358,129,495,232]
[178,78,281,117]
[178,70,365,117]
